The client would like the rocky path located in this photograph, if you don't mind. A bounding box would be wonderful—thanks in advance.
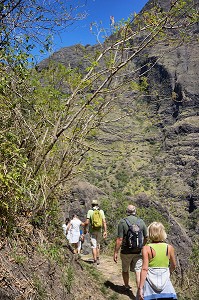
[81,254,137,300]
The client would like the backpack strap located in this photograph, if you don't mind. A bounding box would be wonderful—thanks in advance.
[166,244,168,256]
[124,218,132,228]
[150,246,154,258]
[124,217,140,227]
[136,218,141,226]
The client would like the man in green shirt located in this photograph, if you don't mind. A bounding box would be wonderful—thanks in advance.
[84,199,107,266]
[113,205,148,290]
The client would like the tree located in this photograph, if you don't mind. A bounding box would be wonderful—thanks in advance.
[0,0,198,234]
[0,0,87,54]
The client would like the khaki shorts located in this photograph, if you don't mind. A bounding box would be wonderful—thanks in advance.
[90,231,102,249]
[120,253,142,272]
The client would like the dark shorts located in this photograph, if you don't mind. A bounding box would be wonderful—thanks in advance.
[120,253,142,272]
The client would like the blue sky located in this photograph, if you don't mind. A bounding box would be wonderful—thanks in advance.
[33,0,148,62]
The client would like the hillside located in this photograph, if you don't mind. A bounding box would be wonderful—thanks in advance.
[1,0,199,299]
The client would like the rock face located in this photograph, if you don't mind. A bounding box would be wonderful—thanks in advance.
[60,180,106,220]
[126,1,199,264]
[138,38,199,230]
[37,44,99,72]
[38,0,199,269]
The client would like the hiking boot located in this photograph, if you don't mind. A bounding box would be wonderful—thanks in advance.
[96,257,100,265]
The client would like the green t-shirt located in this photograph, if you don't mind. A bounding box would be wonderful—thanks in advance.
[87,208,105,233]
[117,215,147,254]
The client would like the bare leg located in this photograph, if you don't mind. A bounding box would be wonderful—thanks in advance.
[77,241,81,254]
[73,243,78,254]
[92,245,101,264]
[96,244,100,258]
[122,271,129,287]
[92,248,97,261]
[96,245,101,264]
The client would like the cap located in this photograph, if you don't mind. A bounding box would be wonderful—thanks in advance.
[92,199,98,205]
[126,205,136,215]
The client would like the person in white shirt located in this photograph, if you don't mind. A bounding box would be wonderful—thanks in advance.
[63,215,85,255]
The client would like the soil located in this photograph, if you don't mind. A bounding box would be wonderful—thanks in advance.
[81,254,137,300]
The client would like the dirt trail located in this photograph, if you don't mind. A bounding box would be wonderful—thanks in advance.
[82,254,137,300]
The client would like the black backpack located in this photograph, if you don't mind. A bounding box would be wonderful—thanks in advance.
[124,218,143,253]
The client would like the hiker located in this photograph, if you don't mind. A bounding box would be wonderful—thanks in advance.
[66,214,85,256]
[137,222,177,300]
[62,217,71,241]
[113,204,148,290]
[84,199,107,266]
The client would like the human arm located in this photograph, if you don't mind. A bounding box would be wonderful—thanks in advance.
[138,245,149,300]
[83,210,91,233]
[113,220,124,263]
[113,237,123,263]
[102,218,107,238]
[83,219,89,234]
[79,221,85,237]
[66,222,71,233]
[143,236,148,246]
[62,224,67,236]
[168,244,177,274]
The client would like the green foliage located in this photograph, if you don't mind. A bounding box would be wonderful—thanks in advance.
[137,207,170,232]
[186,208,199,232]
[101,192,129,232]
[37,243,65,265]
[190,243,199,273]
[126,175,156,195]
[81,260,102,281]
[62,265,75,294]
[33,275,48,300]
[139,76,149,92]
[115,170,130,190]
[10,245,27,264]
[0,1,87,56]
[174,243,199,299]
[0,133,29,234]
[100,285,110,296]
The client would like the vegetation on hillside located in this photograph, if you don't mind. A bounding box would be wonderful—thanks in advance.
[0,0,198,298]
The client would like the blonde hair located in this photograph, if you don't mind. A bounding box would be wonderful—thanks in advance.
[148,222,167,242]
